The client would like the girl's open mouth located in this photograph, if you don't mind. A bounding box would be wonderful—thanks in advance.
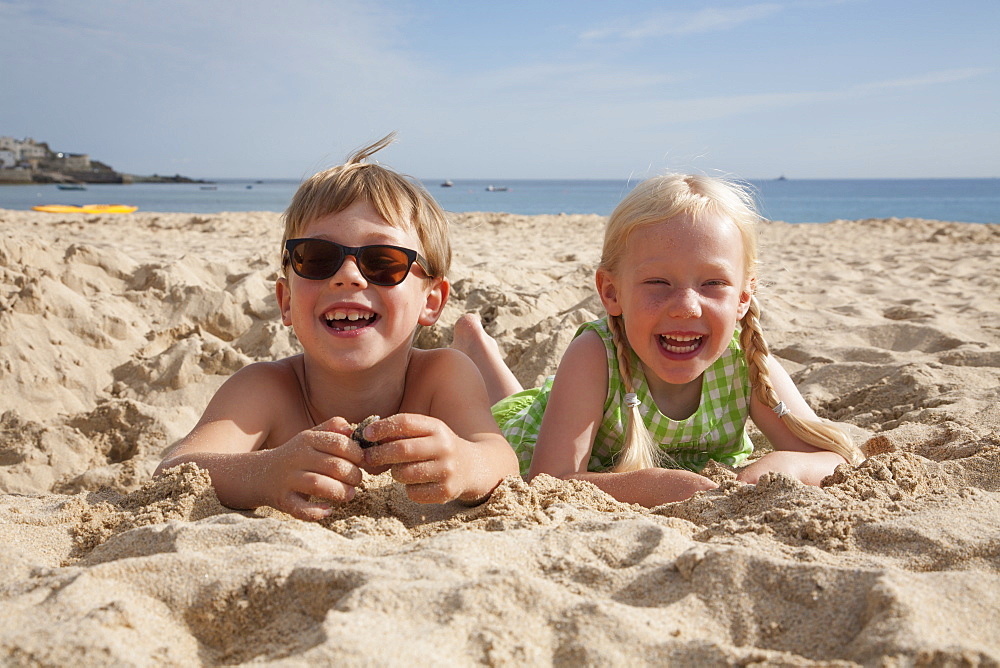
[323,309,378,332]
[658,334,704,356]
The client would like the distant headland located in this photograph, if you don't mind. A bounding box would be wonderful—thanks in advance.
[0,136,203,185]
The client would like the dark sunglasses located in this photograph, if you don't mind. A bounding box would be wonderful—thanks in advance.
[283,238,433,286]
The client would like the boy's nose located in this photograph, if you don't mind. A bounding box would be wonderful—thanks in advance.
[331,255,367,286]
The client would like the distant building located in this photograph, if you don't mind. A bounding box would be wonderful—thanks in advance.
[0,136,50,169]
[0,136,147,184]
[52,152,91,171]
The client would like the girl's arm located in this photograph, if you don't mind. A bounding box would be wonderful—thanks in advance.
[361,348,518,505]
[527,331,717,507]
[740,354,848,485]
[525,331,609,479]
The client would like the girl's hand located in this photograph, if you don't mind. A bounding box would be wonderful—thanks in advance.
[736,449,848,486]
[358,413,497,505]
[260,417,365,521]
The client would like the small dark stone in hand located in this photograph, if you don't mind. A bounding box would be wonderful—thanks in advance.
[352,415,381,448]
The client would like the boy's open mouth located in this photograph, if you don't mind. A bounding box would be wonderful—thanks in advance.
[324,309,378,332]
[659,334,703,354]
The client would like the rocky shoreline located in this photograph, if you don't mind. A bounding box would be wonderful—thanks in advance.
[0,136,202,185]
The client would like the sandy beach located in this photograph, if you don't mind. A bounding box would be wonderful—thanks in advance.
[1,206,999,665]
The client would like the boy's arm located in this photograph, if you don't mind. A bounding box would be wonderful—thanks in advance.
[156,363,277,460]
[361,348,518,505]
[155,362,364,517]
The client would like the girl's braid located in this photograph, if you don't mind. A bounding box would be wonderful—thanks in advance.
[739,296,782,408]
[607,315,666,472]
[739,296,863,464]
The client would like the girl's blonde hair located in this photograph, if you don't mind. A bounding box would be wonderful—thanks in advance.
[281,132,451,279]
[601,174,863,472]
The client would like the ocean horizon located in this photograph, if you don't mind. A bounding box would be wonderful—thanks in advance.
[2,177,998,224]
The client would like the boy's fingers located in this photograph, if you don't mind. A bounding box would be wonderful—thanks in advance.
[403,482,454,505]
[307,431,365,465]
[296,470,360,501]
[361,414,448,467]
[313,416,353,436]
[364,436,432,468]
[279,494,334,521]
[361,462,392,476]
[309,458,364,489]
[389,459,450,486]
[360,414,434,447]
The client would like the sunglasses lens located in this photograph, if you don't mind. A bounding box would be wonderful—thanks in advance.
[359,246,412,285]
[291,240,344,279]
[287,240,419,285]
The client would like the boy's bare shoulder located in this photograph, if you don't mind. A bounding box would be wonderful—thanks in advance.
[410,347,477,374]
[404,347,490,413]
[221,356,302,393]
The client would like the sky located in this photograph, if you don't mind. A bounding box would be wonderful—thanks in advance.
[3,0,999,180]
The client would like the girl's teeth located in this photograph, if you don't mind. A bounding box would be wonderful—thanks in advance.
[660,335,702,353]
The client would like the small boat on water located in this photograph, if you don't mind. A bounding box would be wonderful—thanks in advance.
[485,185,509,192]
[57,184,87,191]
[441,180,453,187]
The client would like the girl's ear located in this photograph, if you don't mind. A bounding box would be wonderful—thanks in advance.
[736,277,755,320]
[275,276,293,326]
[596,268,623,316]
[418,277,450,326]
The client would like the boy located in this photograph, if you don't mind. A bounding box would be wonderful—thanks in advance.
[155,134,518,520]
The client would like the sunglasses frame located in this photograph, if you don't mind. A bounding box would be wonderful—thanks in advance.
[283,238,433,286]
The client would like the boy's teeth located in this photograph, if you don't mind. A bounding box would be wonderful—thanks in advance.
[326,310,373,321]
[324,310,375,329]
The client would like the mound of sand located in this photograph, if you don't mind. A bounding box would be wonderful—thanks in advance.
[1,208,998,664]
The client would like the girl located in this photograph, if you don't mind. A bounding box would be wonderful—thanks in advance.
[455,173,863,507]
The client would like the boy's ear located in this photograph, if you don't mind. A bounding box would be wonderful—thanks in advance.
[275,276,293,326]
[418,277,449,326]
[596,268,623,316]
[736,277,755,320]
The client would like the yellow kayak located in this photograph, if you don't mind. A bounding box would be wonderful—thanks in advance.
[32,204,138,214]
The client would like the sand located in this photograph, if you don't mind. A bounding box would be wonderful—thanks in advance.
[1,206,999,666]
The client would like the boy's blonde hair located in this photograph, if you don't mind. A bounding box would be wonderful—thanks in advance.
[601,173,863,473]
[282,132,451,279]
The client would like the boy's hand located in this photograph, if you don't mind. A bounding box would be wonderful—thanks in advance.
[358,414,484,504]
[261,417,365,520]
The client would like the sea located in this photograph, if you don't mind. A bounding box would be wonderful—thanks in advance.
[2,178,998,224]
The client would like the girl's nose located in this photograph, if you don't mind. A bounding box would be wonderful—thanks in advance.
[667,288,701,318]
[330,255,368,286]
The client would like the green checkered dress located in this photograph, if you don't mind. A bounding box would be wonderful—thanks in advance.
[493,317,753,475]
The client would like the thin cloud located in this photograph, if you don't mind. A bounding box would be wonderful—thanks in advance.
[580,4,783,41]
[857,68,991,91]
[473,62,688,96]
[578,67,992,126]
